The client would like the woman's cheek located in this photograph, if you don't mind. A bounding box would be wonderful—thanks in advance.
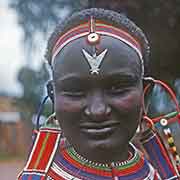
[110,91,142,112]
[55,95,85,113]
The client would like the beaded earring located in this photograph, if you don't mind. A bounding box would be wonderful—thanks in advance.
[141,77,180,177]
[36,81,55,130]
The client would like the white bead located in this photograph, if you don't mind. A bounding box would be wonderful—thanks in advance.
[176,155,180,164]
[164,128,171,135]
[160,118,168,126]
[87,33,100,44]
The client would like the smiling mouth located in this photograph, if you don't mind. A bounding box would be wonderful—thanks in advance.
[80,122,120,138]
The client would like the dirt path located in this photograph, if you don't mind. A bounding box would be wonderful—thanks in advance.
[0,160,24,180]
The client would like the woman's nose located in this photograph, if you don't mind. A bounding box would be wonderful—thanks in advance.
[84,90,111,120]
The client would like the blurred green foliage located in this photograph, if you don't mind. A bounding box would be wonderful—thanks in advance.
[9,0,180,120]
[10,0,87,54]
[15,63,50,121]
[93,0,180,78]
[10,0,180,78]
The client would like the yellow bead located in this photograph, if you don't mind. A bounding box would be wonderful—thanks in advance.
[168,137,174,144]
[172,146,177,152]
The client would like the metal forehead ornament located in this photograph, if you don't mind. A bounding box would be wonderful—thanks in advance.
[82,49,108,74]
[82,16,107,74]
[87,16,100,45]
[52,17,144,76]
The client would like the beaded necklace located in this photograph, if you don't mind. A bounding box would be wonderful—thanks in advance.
[47,143,157,180]
[69,146,134,168]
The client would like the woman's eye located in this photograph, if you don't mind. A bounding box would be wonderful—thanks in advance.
[111,85,120,91]
[61,90,85,97]
[107,84,129,94]
[110,86,123,92]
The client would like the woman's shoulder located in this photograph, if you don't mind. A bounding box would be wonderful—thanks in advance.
[17,125,61,180]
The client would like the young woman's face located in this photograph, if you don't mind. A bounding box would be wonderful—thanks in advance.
[53,35,143,163]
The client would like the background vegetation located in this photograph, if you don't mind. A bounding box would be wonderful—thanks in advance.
[9,0,180,120]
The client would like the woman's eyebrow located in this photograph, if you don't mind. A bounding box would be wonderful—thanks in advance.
[104,72,138,81]
[55,73,138,85]
[55,76,88,89]
[54,73,82,82]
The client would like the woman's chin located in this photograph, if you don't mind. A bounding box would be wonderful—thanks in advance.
[74,138,128,162]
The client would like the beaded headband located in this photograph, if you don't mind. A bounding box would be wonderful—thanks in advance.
[52,18,144,76]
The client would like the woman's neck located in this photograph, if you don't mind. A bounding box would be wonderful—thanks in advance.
[68,143,131,165]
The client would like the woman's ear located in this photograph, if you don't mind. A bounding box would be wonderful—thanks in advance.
[142,77,155,115]
[143,77,154,90]
[47,80,54,104]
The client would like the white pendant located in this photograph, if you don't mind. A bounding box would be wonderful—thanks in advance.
[82,48,108,74]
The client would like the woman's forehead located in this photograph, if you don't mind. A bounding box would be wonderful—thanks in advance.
[53,36,142,80]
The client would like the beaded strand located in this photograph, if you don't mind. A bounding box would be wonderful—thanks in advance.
[70,146,134,169]
[160,118,180,175]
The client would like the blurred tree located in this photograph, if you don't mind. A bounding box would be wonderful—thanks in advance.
[93,0,180,79]
[10,0,88,57]
[10,0,180,78]
[16,63,50,121]
[91,0,180,117]
[9,0,88,121]
[11,0,180,118]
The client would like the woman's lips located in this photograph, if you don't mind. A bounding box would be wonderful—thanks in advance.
[80,122,120,138]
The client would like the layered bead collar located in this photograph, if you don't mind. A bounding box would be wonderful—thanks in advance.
[48,143,156,179]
